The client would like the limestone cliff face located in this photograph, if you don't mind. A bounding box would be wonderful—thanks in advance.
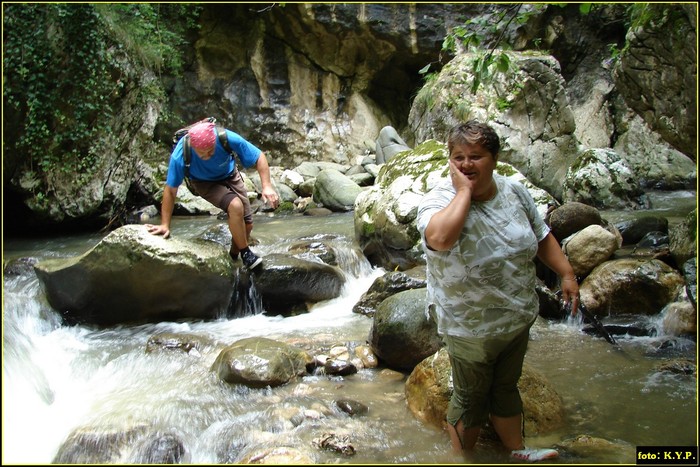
[167,3,485,167]
[4,4,695,231]
[612,3,696,160]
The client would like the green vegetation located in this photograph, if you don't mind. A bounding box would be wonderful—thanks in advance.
[3,3,201,197]
[275,201,296,213]
[95,4,201,75]
[419,4,547,94]
[418,3,668,95]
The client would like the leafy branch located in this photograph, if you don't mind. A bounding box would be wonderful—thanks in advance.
[420,4,547,94]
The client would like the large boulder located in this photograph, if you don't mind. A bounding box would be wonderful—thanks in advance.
[408,51,581,201]
[253,253,346,315]
[33,225,235,326]
[375,126,411,164]
[312,169,364,212]
[579,258,685,317]
[211,337,311,388]
[562,148,646,209]
[368,288,443,371]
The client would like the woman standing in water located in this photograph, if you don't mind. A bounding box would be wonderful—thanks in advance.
[416,120,579,462]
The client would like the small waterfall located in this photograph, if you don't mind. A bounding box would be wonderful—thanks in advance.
[227,271,264,318]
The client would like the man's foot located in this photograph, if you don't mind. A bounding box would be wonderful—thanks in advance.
[510,448,558,462]
[241,249,263,270]
[229,245,239,261]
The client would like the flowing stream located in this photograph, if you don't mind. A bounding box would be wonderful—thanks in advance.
[2,191,697,464]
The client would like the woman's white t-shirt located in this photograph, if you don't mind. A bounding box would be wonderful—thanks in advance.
[416,173,550,338]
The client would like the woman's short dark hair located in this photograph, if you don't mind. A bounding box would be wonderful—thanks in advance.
[447,120,500,159]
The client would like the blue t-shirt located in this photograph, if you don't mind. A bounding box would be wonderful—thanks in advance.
[166,128,262,187]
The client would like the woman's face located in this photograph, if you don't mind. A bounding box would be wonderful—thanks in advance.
[449,142,496,194]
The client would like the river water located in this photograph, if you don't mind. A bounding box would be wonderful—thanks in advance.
[2,191,697,464]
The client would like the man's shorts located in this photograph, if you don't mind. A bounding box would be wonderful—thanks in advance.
[443,323,533,429]
[190,170,253,224]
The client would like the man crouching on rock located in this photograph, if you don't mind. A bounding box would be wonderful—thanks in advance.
[146,120,279,270]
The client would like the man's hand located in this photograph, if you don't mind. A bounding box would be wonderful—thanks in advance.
[261,186,280,209]
[145,223,171,239]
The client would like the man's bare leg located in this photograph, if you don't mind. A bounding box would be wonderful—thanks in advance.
[229,222,253,257]
[227,197,249,253]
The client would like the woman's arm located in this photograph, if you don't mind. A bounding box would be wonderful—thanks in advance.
[424,160,473,251]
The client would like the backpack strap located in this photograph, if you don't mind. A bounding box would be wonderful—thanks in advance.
[182,135,192,179]
[215,124,242,168]
[215,125,234,155]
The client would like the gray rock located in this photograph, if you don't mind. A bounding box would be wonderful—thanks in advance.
[33,225,235,326]
[211,337,310,388]
[375,126,411,164]
[368,288,443,371]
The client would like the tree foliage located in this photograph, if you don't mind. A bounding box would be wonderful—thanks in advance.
[418,3,653,95]
[420,4,546,94]
[3,3,200,194]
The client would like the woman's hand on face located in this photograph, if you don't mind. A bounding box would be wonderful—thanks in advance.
[449,159,474,193]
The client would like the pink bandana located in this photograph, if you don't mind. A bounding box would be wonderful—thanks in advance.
[188,121,216,150]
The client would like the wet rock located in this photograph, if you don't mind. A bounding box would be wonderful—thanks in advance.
[127,432,188,464]
[368,288,443,371]
[580,258,685,316]
[312,433,356,456]
[53,423,150,464]
[655,359,696,376]
[145,332,210,357]
[211,337,311,388]
[354,345,379,368]
[352,267,426,317]
[253,253,346,316]
[324,359,358,376]
[3,256,38,276]
[33,225,235,326]
[406,349,565,435]
[333,399,369,417]
[615,216,669,245]
[661,301,697,337]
